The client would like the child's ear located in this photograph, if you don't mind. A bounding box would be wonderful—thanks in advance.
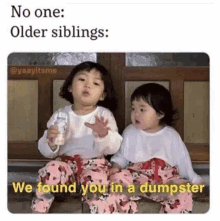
[99,92,107,101]
[68,86,72,92]
[157,113,164,120]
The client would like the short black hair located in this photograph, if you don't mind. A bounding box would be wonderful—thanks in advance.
[131,83,177,126]
[59,61,117,111]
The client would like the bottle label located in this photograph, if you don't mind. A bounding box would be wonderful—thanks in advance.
[54,119,66,146]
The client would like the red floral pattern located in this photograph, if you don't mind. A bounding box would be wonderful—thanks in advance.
[32,157,193,214]
[110,158,193,213]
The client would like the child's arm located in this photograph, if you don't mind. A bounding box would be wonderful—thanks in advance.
[110,148,130,169]
[176,135,204,184]
[38,111,61,159]
[110,128,131,169]
[38,131,60,158]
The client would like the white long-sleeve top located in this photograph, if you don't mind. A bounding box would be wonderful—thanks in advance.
[111,124,202,184]
[38,105,122,159]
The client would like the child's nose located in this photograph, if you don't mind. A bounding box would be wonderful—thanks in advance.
[84,81,91,88]
[134,110,140,116]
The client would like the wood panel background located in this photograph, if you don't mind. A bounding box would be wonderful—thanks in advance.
[8,80,38,141]
[184,82,209,144]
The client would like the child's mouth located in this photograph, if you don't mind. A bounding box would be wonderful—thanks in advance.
[82,91,90,96]
[135,120,140,124]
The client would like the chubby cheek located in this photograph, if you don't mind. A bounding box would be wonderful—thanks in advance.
[72,83,83,97]
[131,113,136,125]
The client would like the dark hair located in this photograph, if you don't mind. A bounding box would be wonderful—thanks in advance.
[59,61,117,111]
[130,83,177,126]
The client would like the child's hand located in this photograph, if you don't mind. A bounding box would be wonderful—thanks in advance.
[109,167,120,176]
[85,116,110,138]
[46,125,60,147]
[109,163,121,176]
[197,178,205,185]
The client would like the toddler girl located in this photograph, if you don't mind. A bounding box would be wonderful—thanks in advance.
[31,61,122,213]
[88,83,203,214]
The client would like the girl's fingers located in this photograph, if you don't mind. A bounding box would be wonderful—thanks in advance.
[95,116,101,123]
[49,137,54,143]
[84,122,94,129]
[48,130,60,135]
[48,133,59,138]
[96,116,108,124]
[47,134,58,140]
[48,126,59,134]
[47,137,55,145]
[96,116,106,123]
[47,130,59,136]
[49,125,59,130]
[47,126,59,138]
[104,119,109,126]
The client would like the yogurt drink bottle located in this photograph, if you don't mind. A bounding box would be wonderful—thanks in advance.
[53,112,67,147]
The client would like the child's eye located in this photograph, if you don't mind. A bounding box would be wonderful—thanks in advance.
[94,82,100,86]
[140,109,146,112]
[131,107,135,111]
[78,78,85,81]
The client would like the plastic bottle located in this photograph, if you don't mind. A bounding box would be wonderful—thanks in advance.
[53,112,67,148]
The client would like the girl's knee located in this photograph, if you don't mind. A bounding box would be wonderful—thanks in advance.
[38,160,73,185]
